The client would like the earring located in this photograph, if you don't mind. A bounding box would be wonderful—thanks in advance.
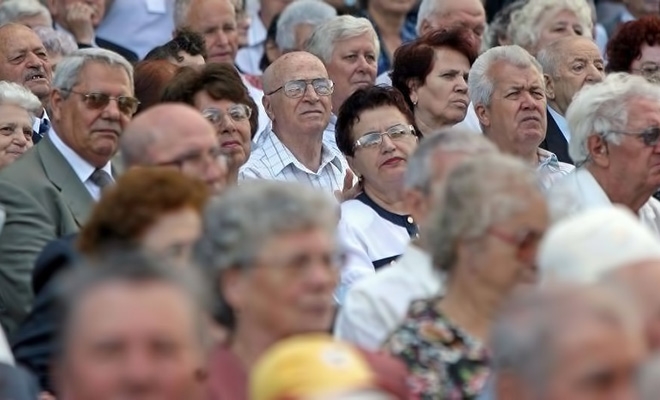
[412,100,418,107]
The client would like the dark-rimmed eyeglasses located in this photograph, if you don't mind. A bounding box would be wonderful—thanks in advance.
[609,127,660,147]
[265,78,334,98]
[202,104,252,126]
[62,89,140,116]
[353,124,416,151]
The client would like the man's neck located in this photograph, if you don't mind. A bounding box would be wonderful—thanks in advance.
[274,127,324,171]
[548,101,565,117]
[587,165,652,214]
[485,130,538,165]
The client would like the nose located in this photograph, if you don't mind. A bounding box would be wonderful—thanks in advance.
[586,64,604,83]
[379,133,396,153]
[455,75,468,93]
[205,154,229,191]
[214,30,229,47]
[25,52,43,68]
[217,114,238,135]
[13,131,28,147]
[102,98,122,120]
[520,90,542,110]
[121,350,157,389]
[302,83,320,102]
[306,259,339,289]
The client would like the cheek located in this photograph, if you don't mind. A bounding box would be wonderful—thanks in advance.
[0,136,11,150]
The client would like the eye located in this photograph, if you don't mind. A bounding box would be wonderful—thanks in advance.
[366,53,377,62]
[0,126,12,135]
[572,63,585,72]
[532,91,545,99]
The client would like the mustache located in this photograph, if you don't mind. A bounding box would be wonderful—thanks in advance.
[24,68,46,81]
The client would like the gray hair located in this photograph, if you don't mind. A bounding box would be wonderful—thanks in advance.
[0,0,51,27]
[193,181,338,329]
[491,285,642,395]
[54,250,213,361]
[508,0,593,53]
[276,0,337,52]
[33,26,77,58]
[404,127,498,192]
[430,153,541,271]
[305,15,380,64]
[468,45,543,108]
[482,0,528,50]
[0,80,42,116]
[536,36,598,78]
[53,48,134,95]
[566,72,660,165]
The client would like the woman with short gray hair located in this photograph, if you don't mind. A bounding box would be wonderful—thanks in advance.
[508,0,592,55]
[384,153,549,399]
[0,81,42,169]
[194,181,340,398]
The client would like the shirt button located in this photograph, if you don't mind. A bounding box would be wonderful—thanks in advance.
[407,216,414,224]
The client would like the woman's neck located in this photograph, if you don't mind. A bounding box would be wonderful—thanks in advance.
[229,324,278,371]
[415,110,449,136]
[363,181,407,214]
[227,167,239,186]
[368,5,406,36]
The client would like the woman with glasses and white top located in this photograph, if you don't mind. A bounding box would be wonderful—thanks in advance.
[334,85,422,302]
[162,63,258,185]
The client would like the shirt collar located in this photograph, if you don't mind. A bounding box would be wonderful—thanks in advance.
[537,147,561,170]
[246,10,267,46]
[49,128,112,183]
[355,192,418,238]
[32,109,49,133]
[547,105,571,141]
[266,130,343,176]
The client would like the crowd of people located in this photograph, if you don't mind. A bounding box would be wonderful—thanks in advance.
[0,0,658,399]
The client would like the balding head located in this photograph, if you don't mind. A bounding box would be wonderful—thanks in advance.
[121,103,229,193]
[416,0,485,38]
[0,23,52,103]
[262,51,326,94]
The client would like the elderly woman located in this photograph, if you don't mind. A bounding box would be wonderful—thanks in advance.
[162,63,258,185]
[508,0,593,55]
[0,81,41,169]
[306,16,380,145]
[33,26,77,71]
[194,181,340,399]
[606,16,660,84]
[384,154,549,399]
[391,28,479,136]
[78,168,209,263]
[334,85,421,300]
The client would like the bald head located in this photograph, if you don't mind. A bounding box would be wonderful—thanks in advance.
[417,0,486,37]
[262,51,326,94]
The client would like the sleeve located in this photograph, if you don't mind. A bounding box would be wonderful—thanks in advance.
[335,215,376,304]
[334,285,392,351]
[0,180,57,334]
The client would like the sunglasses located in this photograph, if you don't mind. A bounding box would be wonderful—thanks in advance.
[63,89,140,116]
[610,127,660,147]
[265,78,334,98]
[353,124,416,151]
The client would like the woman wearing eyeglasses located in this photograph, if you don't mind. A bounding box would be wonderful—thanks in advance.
[606,16,660,84]
[162,63,259,185]
[334,85,422,302]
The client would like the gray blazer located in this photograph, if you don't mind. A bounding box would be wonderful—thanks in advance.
[0,135,107,335]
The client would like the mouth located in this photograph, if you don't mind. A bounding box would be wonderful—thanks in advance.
[451,99,469,108]
[93,129,120,137]
[381,156,406,167]
[221,140,241,149]
[25,71,46,82]
[520,115,541,123]
[301,110,323,116]
[351,80,373,88]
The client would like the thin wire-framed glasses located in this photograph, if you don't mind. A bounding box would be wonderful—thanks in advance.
[201,104,252,126]
[265,78,334,98]
[609,127,660,147]
[353,124,416,151]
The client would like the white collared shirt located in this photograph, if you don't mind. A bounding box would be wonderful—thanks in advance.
[238,129,346,192]
[548,106,571,142]
[49,129,113,201]
[537,147,574,191]
[547,168,660,235]
[334,244,441,350]
[453,102,482,133]
[31,110,50,135]
[240,74,270,135]
[235,10,267,76]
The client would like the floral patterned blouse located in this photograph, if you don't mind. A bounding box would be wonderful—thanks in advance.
[382,297,491,400]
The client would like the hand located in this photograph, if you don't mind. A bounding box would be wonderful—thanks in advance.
[334,169,361,202]
[65,2,96,45]
[39,392,57,400]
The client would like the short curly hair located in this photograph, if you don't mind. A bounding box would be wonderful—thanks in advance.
[77,168,210,255]
[606,16,660,73]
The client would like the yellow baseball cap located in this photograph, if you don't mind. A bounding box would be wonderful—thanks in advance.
[249,334,376,400]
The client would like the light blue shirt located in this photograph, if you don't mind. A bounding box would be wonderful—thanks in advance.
[548,106,571,142]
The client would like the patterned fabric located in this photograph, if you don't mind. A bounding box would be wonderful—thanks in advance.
[536,147,574,191]
[239,129,347,193]
[383,297,491,400]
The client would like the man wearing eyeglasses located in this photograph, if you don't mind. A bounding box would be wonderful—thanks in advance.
[547,72,660,235]
[0,48,135,335]
[239,51,348,193]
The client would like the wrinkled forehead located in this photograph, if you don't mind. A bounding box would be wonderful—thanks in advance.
[0,26,44,51]
[491,62,544,87]
[276,55,329,84]
[437,0,485,20]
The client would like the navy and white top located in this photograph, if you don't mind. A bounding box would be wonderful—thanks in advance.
[336,192,418,303]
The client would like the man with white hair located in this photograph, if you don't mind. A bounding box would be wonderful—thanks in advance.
[334,128,498,350]
[275,0,337,54]
[536,36,605,164]
[468,45,574,191]
[547,72,660,234]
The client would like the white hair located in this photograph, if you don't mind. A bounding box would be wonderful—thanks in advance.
[538,206,660,286]
[53,48,134,94]
[566,72,660,165]
[33,26,77,58]
[508,0,593,53]
[536,36,597,78]
[0,0,51,27]
[276,0,336,52]
[0,80,42,116]
[416,0,485,36]
[305,15,380,64]
[468,45,543,108]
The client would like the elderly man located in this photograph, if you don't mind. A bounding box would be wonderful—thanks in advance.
[334,129,498,350]
[469,45,574,191]
[547,73,660,234]
[53,251,209,400]
[488,286,645,400]
[537,36,605,164]
[0,23,53,142]
[194,181,339,398]
[239,51,346,192]
[276,0,337,54]
[46,0,138,62]
[0,48,135,334]
[120,103,229,194]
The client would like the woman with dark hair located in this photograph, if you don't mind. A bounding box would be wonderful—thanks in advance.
[391,28,479,136]
[334,85,422,301]
[606,16,660,83]
[162,63,258,185]
[133,60,180,114]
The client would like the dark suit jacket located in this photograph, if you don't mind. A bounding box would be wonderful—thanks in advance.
[0,135,94,335]
[78,38,139,63]
[540,108,573,165]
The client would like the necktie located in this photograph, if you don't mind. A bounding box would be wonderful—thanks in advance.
[32,119,50,144]
[89,168,113,190]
